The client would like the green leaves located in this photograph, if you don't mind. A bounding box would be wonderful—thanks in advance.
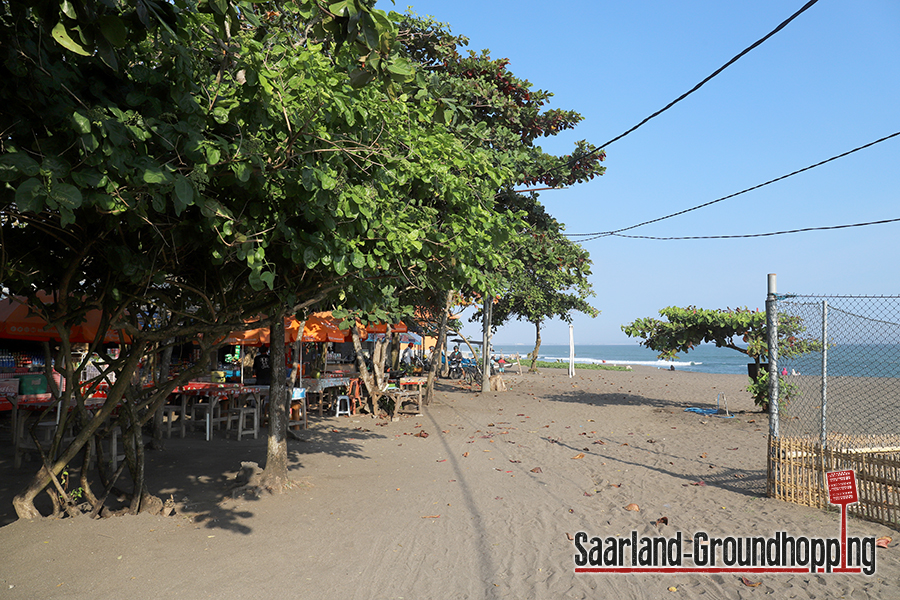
[51,21,91,56]
[15,178,46,213]
[0,153,41,181]
[173,175,195,215]
[98,15,128,48]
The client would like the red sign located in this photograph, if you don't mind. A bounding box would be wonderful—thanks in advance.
[826,470,858,505]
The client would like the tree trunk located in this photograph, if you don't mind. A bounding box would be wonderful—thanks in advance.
[122,395,147,514]
[425,290,453,405]
[530,321,542,372]
[389,331,400,371]
[263,310,289,489]
[13,342,148,519]
[352,325,381,411]
[481,295,492,393]
[372,327,390,391]
[149,341,174,451]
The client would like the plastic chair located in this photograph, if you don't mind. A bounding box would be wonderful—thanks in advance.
[334,394,351,417]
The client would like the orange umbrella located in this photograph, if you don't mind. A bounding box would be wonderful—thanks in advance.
[220,325,269,347]
[299,313,345,343]
[364,322,408,334]
[0,295,128,344]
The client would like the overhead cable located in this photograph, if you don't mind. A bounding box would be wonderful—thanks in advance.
[556,0,821,169]
[598,217,900,242]
[567,130,900,239]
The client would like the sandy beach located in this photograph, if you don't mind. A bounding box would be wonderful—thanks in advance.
[0,366,897,599]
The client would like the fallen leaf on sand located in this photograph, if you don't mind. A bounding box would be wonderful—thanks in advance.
[740,576,761,587]
[876,536,892,548]
[509,459,521,463]
[566,532,575,541]
[593,440,606,445]
[414,431,429,438]
[584,492,593,497]
[620,443,629,446]
[442,430,449,433]
[530,467,543,473]
[462,452,469,457]
[572,453,585,459]
[690,481,707,486]
[421,515,440,519]
[656,517,669,526]
[331,429,340,433]
[624,503,640,512]
[700,453,707,459]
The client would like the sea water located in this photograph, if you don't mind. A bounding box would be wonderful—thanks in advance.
[489,343,900,378]
[490,344,751,375]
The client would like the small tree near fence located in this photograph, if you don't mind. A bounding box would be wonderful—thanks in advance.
[622,306,821,410]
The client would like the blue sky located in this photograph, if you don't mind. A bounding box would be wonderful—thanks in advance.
[377,0,900,345]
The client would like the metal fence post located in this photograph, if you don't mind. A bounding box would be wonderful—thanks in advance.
[766,274,779,439]
[820,300,828,448]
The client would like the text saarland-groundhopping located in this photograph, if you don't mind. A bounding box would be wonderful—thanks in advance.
[574,530,877,575]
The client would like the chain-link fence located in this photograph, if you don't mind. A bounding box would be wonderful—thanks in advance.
[767,293,900,528]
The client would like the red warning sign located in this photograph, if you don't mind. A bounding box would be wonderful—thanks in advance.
[826,470,858,505]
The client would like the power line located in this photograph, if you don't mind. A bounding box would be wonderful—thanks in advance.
[599,217,900,242]
[552,0,820,173]
[567,130,900,240]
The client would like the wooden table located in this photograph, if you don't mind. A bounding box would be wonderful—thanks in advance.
[390,376,426,415]
[302,376,354,416]
[172,382,250,441]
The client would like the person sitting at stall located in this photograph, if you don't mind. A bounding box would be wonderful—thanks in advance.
[253,347,272,386]
[401,343,416,366]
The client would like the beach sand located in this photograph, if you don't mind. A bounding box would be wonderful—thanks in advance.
[0,367,897,599]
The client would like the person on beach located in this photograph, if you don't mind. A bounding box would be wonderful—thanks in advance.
[253,347,272,385]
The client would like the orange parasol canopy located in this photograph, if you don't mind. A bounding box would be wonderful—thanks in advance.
[364,322,408,334]
[220,324,269,347]
[224,313,368,346]
[0,295,128,344]
[299,313,345,343]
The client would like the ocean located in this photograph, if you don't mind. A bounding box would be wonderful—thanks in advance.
[488,343,900,379]
[490,344,752,375]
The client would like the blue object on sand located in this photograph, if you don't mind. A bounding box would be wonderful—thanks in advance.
[685,394,734,418]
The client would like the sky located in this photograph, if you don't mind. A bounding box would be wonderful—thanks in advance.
[376,0,900,346]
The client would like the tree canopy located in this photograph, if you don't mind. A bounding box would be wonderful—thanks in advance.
[622,306,822,367]
[0,0,528,517]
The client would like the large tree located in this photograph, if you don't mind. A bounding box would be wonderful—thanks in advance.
[391,14,606,382]
[485,195,598,371]
[1,0,519,517]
